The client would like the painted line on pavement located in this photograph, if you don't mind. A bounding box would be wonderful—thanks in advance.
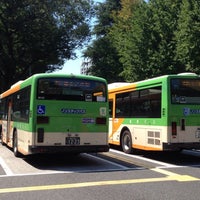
[110,149,177,168]
[0,168,198,194]
[0,157,13,176]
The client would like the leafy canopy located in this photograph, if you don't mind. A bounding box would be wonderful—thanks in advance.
[85,0,200,82]
[0,0,93,91]
[82,0,124,83]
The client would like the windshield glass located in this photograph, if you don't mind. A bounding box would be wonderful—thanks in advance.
[37,78,107,102]
[171,78,200,104]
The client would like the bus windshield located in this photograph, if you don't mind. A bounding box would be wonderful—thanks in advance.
[37,78,107,102]
[171,78,200,104]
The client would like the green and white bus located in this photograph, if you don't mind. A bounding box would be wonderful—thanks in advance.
[108,73,200,153]
[0,73,109,157]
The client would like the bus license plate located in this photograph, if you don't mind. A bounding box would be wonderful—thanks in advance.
[66,137,80,145]
[195,130,200,138]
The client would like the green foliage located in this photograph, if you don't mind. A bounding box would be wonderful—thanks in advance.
[110,0,184,82]
[144,0,183,76]
[110,0,149,81]
[175,0,200,73]
[0,0,93,91]
[82,0,124,83]
[92,0,200,82]
[83,36,123,83]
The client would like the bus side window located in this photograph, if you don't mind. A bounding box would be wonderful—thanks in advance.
[115,92,131,117]
[0,99,6,120]
[139,87,161,118]
[12,86,30,122]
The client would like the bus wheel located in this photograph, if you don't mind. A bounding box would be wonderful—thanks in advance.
[13,131,21,157]
[0,125,2,145]
[121,130,133,154]
[0,135,5,146]
[0,132,3,145]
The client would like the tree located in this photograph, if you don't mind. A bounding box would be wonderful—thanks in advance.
[110,0,184,82]
[83,0,200,84]
[0,0,93,91]
[83,36,123,83]
[147,0,183,75]
[82,0,123,83]
[175,0,200,73]
[110,0,149,81]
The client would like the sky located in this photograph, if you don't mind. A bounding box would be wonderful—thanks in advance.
[57,0,105,75]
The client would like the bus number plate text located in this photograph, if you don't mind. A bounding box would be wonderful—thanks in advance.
[195,128,200,138]
[66,137,80,145]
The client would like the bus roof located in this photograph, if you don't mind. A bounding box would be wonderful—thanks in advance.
[0,73,107,99]
[108,82,131,90]
[108,73,199,94]
[22,73,107,84]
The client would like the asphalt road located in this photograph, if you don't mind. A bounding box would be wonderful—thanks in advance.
[0,145,200,200]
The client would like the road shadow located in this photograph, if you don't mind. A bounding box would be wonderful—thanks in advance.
[110,144,200,166]
[22,152,130,173]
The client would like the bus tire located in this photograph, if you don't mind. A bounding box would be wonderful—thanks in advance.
[121,130,133,154]
[13,131,21,157]
[0,125,2,143]
[0,135,6,146]
[0,131,5,146]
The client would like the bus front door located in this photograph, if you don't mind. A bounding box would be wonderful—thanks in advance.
[109,100,114,143]
[6,100,12,145]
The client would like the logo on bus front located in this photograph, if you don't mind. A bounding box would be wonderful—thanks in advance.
[183,107,200,116]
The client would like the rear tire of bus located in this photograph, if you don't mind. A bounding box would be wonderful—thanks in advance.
[13,131,21,157]
[0,125,2,144]
[121,130,133,154]
[0,131,5,146]
[0,125,4,145]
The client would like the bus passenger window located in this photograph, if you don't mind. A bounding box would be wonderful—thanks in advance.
[115,86,162,118]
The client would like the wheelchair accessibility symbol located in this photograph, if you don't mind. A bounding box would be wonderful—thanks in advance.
[37,105,46,114]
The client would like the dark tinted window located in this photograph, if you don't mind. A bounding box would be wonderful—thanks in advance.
[0,86,31,122]
[171,78,200,104]
[12,86,31,122]
[0,99,6,120]
[116,86,161,118]
[37,78,107,102]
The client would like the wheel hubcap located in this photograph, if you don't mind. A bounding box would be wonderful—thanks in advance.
[124,135,130,150]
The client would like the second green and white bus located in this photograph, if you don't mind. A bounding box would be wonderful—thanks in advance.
[108,73,200,153]
[0,73,109,157]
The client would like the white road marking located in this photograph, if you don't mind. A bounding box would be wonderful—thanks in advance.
[0,157,13,175]
[87,153,143,170]
[110,149,177,168]
[1,148,200,177]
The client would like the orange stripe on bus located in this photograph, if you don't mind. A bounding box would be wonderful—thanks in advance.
[109,83,137,94]
[133,144,162,151]
[112,118,124,134]
[1,85,20,98]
